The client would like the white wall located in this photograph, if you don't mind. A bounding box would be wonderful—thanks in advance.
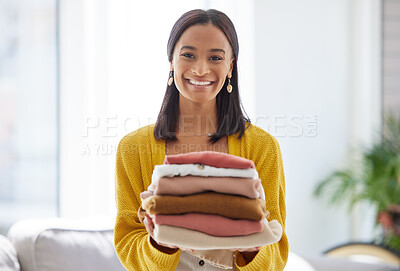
[253,0,381,254]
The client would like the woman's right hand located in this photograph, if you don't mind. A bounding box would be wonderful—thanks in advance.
[143,214,194,253]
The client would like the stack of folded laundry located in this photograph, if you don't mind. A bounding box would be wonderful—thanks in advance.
[138,151,282,265]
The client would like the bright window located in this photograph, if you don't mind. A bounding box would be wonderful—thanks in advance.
[0,0,58,234]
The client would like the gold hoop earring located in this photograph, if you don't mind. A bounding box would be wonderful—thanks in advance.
[168,70,174,86]
[227,77,232,93]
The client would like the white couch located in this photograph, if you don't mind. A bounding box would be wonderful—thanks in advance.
[1,217,124,271]
[0,218,398,271]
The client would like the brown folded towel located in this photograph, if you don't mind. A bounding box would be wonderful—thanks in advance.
[141,192,268,221]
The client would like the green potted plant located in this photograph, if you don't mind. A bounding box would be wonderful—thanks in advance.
[314,113,400,252]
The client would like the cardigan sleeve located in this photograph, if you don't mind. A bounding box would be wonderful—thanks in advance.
[235,128,289,270]
[114,133,181,271]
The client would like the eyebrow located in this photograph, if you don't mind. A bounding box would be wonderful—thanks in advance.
[180,46,225,54]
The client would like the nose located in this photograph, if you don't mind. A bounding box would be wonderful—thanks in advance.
[190,59,210,76]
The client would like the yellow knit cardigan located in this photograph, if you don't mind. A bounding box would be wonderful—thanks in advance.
[114,123,289,271]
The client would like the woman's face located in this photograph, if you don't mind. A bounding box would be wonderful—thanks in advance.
[171,23,234,104]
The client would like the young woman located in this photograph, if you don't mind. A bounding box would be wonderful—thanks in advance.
[114,9,288,270]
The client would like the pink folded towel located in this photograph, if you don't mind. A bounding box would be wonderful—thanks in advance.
[148,175,265,199]
[152,213,264,237]
[164,151,255,169]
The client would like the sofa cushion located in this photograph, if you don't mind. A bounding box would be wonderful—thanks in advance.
[0,234,20,271]
[7,217,125,271]
[302,255,400,271]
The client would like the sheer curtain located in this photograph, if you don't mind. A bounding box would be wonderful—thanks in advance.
[0,0,58,234]
[59,0,255,218]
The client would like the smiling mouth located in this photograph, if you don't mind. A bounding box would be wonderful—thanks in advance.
[186,79,214,86]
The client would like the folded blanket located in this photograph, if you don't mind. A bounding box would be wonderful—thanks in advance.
[164,151,255,169]
[152,213,264,236]
[152,164,259,185]
[141,192,268,220]
[153,219,282,250]
[147,175,265,199]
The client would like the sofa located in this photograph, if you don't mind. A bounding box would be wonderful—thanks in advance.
[0,217,399,271]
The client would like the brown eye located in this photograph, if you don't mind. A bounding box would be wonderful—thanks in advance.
[210,56,223,61]
[182,53,194,59]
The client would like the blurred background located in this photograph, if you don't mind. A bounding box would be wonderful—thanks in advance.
[0,0,399,259]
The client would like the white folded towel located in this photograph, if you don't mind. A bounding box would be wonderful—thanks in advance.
[152,164,259,184]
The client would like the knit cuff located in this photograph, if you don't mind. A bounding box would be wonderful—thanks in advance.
[235,247,271,271]
[147,235,181,267]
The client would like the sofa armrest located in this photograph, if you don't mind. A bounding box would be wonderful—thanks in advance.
[0,234,20,271]
[7,217,125,271]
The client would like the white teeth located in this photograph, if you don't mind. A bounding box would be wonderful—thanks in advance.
[189,79,212,86]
